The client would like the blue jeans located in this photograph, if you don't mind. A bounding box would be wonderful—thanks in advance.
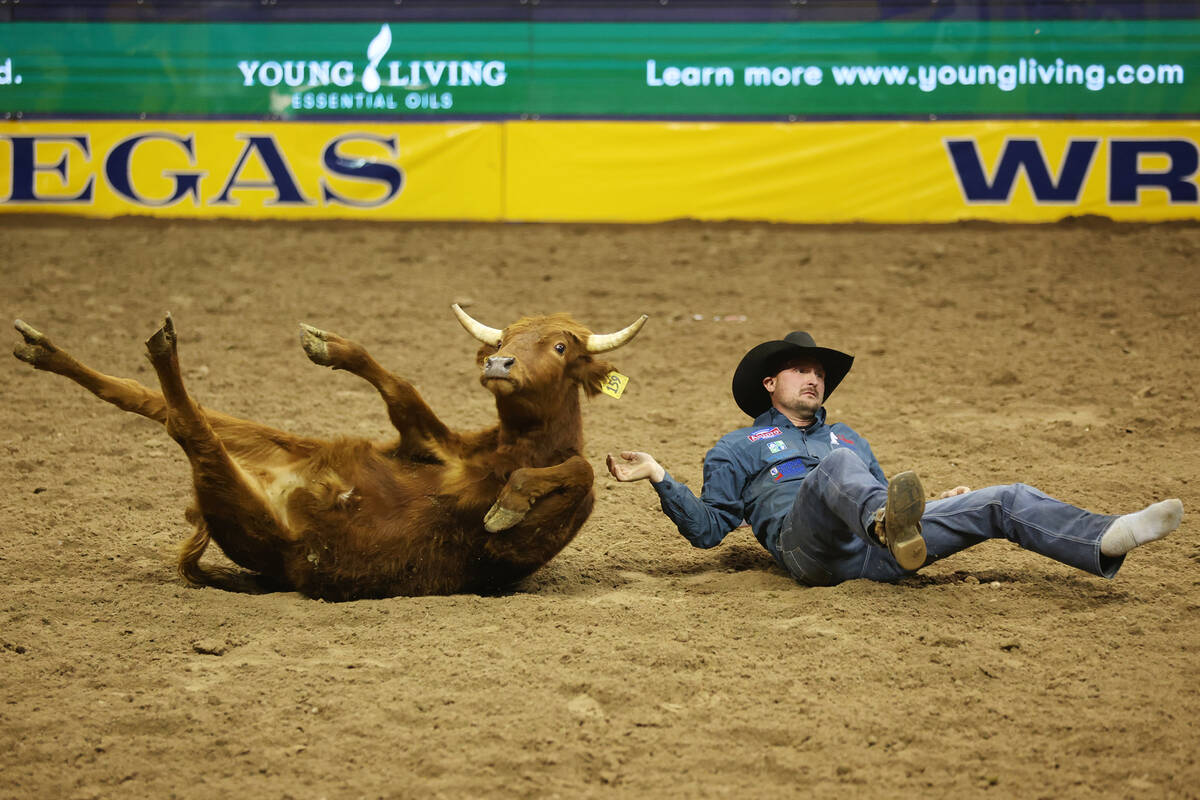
[776,448,1125,586]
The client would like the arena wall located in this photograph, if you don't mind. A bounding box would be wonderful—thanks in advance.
[2,2,1198,223]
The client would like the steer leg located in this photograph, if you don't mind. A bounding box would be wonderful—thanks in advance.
[14,319,170,422]
[484,456,595,533]
[14,319,319,462]
[144,315,297,584]
[482,456,596,565]
[300,323,456,457]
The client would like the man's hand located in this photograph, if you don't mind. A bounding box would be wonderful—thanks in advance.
[936,486,971,500]
[606,451,666,484]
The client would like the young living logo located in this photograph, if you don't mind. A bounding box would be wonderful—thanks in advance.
[236,24,508,112]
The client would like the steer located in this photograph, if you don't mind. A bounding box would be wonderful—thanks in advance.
[11,306,646,600]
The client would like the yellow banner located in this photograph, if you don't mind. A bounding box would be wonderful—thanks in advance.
[3,120,1198,222]
[0,121,502,220]
[504,120,1200,223]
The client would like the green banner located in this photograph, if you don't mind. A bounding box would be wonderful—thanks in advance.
[1,20,1197,118]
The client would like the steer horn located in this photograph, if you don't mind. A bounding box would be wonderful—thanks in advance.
[586,314,648,354]
[452,304,503,347]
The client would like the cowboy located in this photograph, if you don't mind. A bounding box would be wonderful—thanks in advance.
[606,331,1184,585]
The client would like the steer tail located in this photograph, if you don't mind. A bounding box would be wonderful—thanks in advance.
[177,511,265,592]
[177,512,218,587]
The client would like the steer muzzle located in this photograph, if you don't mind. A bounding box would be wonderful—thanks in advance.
[482,355,518,396]
[483,355,515,379]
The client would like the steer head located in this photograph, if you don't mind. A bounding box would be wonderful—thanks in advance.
[452,305,646,415]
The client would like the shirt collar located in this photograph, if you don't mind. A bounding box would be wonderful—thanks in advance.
[754,406,827,431]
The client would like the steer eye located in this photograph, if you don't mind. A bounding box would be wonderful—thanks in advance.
[554,342,566,355]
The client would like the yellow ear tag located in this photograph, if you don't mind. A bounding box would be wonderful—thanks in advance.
[600,371,629,399]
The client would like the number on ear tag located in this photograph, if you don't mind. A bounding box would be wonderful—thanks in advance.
[600,371,629,399]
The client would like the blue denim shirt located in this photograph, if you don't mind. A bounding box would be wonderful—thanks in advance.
[651,407,886,560]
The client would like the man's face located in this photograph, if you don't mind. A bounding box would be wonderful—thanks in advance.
[763,356,826,422]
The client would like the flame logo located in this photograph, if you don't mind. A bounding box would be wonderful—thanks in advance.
[362,24,392,93]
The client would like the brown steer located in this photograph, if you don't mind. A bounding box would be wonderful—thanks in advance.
[12,306,646,600]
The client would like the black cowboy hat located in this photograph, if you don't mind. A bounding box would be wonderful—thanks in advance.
[731,331,854,417]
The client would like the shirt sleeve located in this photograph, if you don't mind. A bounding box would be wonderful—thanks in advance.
[650,445,747,549]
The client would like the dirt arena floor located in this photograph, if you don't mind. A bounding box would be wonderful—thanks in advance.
[1,215,1197,799]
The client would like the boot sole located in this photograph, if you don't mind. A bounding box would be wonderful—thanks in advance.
[885,471,927,570]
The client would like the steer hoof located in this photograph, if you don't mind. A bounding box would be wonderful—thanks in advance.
[299,324,333,366]
[484,502,527,532]
[145,313,177,358]
[13,320,56,366]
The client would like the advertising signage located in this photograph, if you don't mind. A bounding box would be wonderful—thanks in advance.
[1,20,1198,120]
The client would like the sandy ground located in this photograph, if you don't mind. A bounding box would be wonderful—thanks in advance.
[1,215,1198,799]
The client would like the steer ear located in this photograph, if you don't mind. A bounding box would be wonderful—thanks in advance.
[574,355,618,397]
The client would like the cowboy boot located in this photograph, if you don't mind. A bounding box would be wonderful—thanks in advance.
[873,471,927,571]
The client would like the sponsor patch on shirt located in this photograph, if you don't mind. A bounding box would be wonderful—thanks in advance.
[766,440,788,454]
[830,432,856,447]
[747,427,782,442]
[769,459,808,482]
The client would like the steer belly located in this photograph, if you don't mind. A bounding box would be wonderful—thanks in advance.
[240,438,590,600]
[264,441,493,599]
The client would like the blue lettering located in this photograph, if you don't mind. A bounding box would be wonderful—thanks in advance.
[105,134,201,207]
[5,135,94,203]
[211,135,310,206]
[1109,139,1199,203]
[320,135,404,208]
[946,138,1097,203]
